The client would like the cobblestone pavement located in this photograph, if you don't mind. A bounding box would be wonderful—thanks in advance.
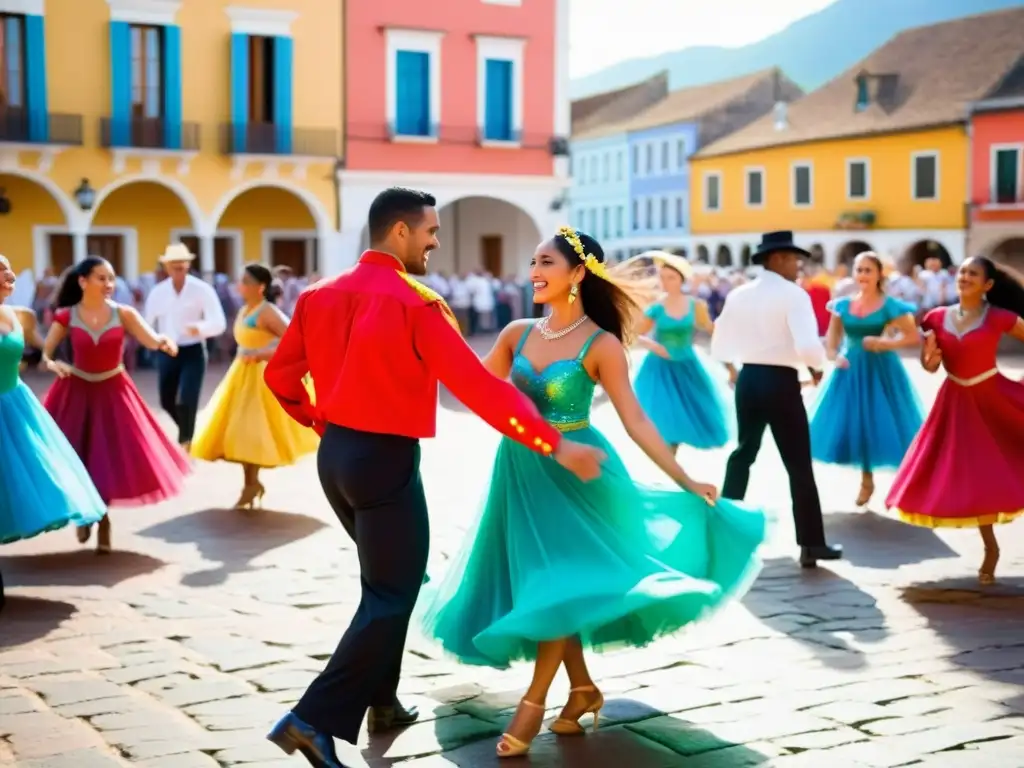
[3,346,1024,767]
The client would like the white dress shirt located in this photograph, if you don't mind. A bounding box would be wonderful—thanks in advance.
[711,270,826,371]
[143,274,227,346]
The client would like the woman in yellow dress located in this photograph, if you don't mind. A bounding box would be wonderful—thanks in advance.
[191,263,319,508]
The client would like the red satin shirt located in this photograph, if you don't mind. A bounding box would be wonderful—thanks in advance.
[263,250,563,456]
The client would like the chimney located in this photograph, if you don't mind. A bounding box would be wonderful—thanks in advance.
[773,101,788,130]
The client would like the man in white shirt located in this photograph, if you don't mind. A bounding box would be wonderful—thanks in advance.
[711,231,842,568]
[144,243,227,449]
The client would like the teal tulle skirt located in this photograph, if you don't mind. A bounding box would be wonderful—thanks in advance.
[809,347,924,471]
[634,348,735,449]
[417,426,767,669]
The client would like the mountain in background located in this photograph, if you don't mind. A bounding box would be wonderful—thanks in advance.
[570,0,1024,99]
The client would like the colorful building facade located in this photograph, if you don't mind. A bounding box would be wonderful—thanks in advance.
[689,8,1024,269]
[0,0,341,281]
[967,55,1024,271]
[335,0,570,277]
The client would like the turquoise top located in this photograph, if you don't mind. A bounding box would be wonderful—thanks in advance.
[510,324,604,431]
[0,315,24,395]
[831,295,915,355]
[646,302,697,361]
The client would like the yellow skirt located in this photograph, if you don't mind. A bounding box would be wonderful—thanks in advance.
[191,359,319,468]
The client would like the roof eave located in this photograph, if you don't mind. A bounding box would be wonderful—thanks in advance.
[969,95,1024,115]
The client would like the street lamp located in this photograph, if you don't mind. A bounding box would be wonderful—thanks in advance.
[73,178,95,211]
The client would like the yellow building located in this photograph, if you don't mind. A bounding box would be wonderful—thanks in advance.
[0,0,341,282]
[688,7,1024,269]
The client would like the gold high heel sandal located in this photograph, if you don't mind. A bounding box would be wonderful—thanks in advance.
[496,699,545,758]
[549,685,603,735]
[234,482,266,510]
[979,546,1000,585]
[855,476,875,507]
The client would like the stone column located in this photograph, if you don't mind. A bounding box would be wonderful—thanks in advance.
[198,234,215,281]
[72,231,88,264]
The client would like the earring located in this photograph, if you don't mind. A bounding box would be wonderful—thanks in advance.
[568,283,579,304]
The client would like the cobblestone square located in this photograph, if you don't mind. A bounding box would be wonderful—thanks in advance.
[3,348,1024,767]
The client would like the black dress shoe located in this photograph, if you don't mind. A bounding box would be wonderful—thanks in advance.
[266,712,347,768]
[367,699,420,733]
[799,544,843,568]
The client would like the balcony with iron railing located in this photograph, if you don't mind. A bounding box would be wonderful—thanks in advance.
[219,123,337,157]
[0,111,83,145]
[99,118,201,151]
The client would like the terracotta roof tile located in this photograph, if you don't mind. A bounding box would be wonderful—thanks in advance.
[696,7,1024,158]
[574,68,793,140]
[571,72,669,136]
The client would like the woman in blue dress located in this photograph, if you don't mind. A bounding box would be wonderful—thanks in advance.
[808,251,923,507]
[419,228,767,758]
[0,254,106,610]
[633,252,734,452]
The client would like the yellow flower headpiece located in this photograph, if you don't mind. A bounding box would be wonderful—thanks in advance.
[558,226,611,281]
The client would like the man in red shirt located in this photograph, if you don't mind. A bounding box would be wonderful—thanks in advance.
[263,187,604,768]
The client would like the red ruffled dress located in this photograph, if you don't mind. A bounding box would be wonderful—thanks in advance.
[43,304,190,507]
[886,305,1024,528]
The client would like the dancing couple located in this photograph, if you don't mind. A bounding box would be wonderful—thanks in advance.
[261,188,768,767]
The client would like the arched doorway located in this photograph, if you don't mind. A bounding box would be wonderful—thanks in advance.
[213,183,327,278]
[739,244,752,267]
[0,172,75,278]
[88,178,204,280]
[904,239,952,269]
[989,237,1024,273]
[695,244,710,264]
[836,240,874,267]
[434,196,542,279]
[715,244,732,267]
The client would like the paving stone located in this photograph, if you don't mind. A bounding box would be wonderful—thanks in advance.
[136,754,221,768]
[0,688,42,716]
[16,748,129,767]
[375,714,502,760]
[152,678,256,708]
[52,696,143,718]
[181,635,298,673]
[24,677,125,706]
[771,726,868,750]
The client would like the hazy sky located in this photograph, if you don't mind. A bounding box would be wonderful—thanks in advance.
[569,0,837,78]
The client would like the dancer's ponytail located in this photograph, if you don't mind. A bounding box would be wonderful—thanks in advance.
[54,257,107,308]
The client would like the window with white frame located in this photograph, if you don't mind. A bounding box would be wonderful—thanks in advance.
[386,28,444,139]
[631,145,639,175]
[588,208,597,234]
[644,144,653,175]
[616,205,624,236]
[675,196,685,228]
[911,152,938,200]
[676,138,686,169]
[616,150,624,180]
[661,141,669,172]
[846,158,869,200]
[993,145,1022,204]
[475,35,524,143]
[602,207,610,239]
[745,167,764,207]
[660,197,669,228]
[645,197,653,229]
[589,156,597,183]
[602,153,609,182]
[704,172,721,211]
[632,199,639,230]
[791,162,813,207]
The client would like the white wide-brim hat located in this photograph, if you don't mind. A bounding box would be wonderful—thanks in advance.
[158,243,196,264]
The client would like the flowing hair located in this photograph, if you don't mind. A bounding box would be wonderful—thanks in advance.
[972,256,1024,317]
[53,257,108,309]
[551,231,658,345]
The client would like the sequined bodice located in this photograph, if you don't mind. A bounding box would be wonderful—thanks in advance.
[0,319,24,395]
[234,302,277,354]
[61,303,126,373]
[509,326,603,431]
[650,304,696,360]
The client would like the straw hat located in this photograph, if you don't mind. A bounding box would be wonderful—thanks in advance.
[640,250,693,280]
[158,242,195,264]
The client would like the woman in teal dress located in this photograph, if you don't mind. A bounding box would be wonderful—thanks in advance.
[809,251,923,507]
[633,252,734,451]
[418,228,767,758]
[0,254,106,611]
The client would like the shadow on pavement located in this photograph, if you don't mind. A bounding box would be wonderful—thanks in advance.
[823,510,958,569]
[138,507,327,587]
[744,558,886,670]
[0,549,165,588]
[900,576,1024,713]
[0,596,77,649]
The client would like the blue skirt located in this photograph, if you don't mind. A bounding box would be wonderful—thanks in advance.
[634,348,734,449]
[809,348,923,471]
[0,380,106,544]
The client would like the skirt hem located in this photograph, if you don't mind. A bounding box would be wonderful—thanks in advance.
[895,508,1024,529]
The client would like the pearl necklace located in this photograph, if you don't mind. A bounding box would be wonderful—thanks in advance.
[538,314,588,341]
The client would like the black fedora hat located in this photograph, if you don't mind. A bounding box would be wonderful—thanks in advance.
[751,231,811,265]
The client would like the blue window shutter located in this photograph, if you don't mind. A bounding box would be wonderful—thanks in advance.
[162,25,182,149]
[109,21,131,146]
[395,50,429,136]
[273,36,293,153]
[230,33,249,151]
[484,59,513,141]
[24,15,47,142]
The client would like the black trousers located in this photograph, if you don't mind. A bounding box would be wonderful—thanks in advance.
[156,343,206,444]
[722,364,826,547]
[293,424,429,744]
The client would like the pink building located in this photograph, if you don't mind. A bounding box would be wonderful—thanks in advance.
[332,0,570,276]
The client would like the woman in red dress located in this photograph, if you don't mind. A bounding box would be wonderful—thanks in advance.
[41,257,191,553]
[886,256,1024,583]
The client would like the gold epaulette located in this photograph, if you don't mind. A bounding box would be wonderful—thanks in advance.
[396,272,461,333]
